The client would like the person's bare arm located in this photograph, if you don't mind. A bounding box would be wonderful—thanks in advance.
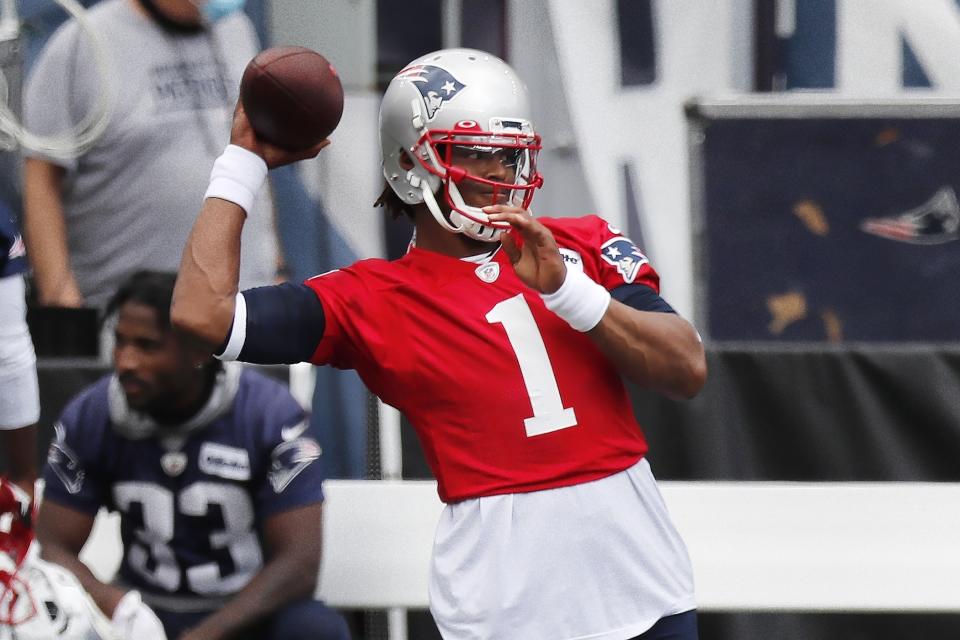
[587,300,706,399]
[171,104,327,351]
[36,500,127,618]
[171,195,247,350]
[490,207,706,399]
[22,157,83,307]
[1,425,37,501]
[177,503,323,640]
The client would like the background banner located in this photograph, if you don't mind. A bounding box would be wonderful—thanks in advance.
[689,101,960,342]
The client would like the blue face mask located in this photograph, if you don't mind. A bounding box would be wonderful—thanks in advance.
[201,0,246,23]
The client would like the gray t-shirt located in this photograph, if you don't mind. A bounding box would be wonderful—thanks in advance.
[24,0,277,309]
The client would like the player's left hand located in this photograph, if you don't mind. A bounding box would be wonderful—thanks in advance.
[485,205,566,294]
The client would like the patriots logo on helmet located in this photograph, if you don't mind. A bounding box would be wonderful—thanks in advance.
[47,424,85,495]
[397,64,466,120]
[600,237,649,283]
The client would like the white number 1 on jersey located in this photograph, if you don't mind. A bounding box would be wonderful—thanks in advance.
[486,294,578,437]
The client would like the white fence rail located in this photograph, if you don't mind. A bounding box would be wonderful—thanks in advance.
[80,480,960,612]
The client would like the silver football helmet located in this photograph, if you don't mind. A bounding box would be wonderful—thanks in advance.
[379,48,543,241]
[0,480,112,640]
[0,557,114,640]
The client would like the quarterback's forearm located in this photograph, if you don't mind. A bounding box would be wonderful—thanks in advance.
[589,299,707,399]
[172,102,327,351]
[171,197,245,351]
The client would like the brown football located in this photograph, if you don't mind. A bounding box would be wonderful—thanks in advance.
[240,46,344,151]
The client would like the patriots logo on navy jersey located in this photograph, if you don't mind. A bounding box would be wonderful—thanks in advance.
[8,233,24,261]
[398,64,466,120]
[47,423,85,494]
[600,237,649,283]
[268,438,322,493]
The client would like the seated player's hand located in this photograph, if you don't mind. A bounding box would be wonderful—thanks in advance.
[229,102,330,170]
[486,205,567,294]
[111,590,168,640]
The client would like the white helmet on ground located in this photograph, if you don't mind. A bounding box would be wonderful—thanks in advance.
[0,556,113,640]
[379,48,544,241]
[0,480,112,640]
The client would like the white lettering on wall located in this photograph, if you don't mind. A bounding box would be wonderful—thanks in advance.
[837,0,960,93]
[546,0,752,316]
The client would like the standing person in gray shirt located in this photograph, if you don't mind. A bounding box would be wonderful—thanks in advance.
[22,0,280,312]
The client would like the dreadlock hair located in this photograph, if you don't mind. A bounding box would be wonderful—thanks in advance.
[374,181,417,221]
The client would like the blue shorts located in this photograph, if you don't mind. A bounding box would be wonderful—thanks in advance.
[154,598,349,640]
[632,610,699,640]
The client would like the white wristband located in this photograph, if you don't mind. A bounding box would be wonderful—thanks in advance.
[541,267,611,332]
[204,144,268,216]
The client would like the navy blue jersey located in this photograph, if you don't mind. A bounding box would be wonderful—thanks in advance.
[0,203,26,277]
[42,365,323,601]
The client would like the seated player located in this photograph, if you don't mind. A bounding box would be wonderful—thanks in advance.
[35,271,350,640]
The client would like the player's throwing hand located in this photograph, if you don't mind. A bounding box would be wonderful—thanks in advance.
[486,205,566,294]
[229,102,330,169]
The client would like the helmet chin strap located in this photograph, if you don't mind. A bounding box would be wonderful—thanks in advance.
[418,177,463,234]
[417,177,502,242]
[443,180,505,241]
[451,211,502,242]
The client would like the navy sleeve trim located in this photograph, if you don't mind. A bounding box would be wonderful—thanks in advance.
[611,283,676,314]
[238,283,326,364]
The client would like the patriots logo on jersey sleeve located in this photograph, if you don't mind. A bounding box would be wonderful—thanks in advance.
[47,423,85,495]
[268,438,322,493]
[398,64,465,120]
[7,233,24,261]
[280,420,309,441]
[600,237,649,284]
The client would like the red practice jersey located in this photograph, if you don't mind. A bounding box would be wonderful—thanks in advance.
[306,215,659,502]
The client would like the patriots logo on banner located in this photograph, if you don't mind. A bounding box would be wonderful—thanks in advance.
[600,237,649,283]
[47,423,85,495]
[268,437,322,493]
[860,186,960,245]
[398,64,466,120]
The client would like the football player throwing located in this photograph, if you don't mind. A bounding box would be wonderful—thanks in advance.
[173,48,706,640]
